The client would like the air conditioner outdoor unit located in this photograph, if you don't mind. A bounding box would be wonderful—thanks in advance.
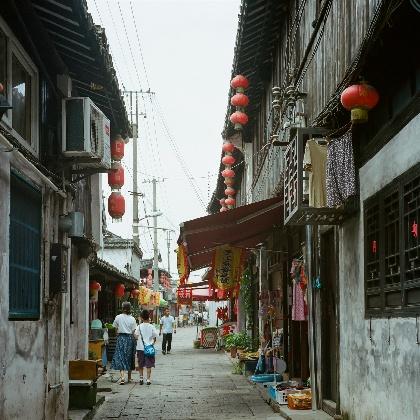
[62,97,111,170]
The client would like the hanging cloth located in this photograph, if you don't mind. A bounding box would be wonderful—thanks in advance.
[292,279,306,321]
[326,130,356,207]
[303,139,328,207]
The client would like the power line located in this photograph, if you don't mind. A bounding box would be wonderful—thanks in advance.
[152,96,207,210]
[129,0,150,89]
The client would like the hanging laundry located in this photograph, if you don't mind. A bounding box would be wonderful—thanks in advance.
[326,130,356,207]
[292,279,306,321]
[303,139,328,207]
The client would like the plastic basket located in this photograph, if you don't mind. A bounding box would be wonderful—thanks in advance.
[275,388,297,405]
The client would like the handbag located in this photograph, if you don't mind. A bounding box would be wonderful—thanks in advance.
[139,325,156,357]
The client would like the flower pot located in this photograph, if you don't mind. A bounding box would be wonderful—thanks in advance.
[230,346,237,358]
[107,328,116,337]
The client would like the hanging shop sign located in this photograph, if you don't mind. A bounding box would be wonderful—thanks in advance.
[139,286,151,305]
[177,287,192,305]
[211,245,246,290]
[176,244,190,285]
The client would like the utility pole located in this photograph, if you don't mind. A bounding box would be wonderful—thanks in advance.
[152,178,159,293]
[132,92,140,245]
[166,230,172,275]
[124,90,154,246]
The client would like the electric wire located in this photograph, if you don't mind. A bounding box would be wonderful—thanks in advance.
[92,0,126,89]
[123,2,177,227]
[153,96,207,210]
[102,0,136,89]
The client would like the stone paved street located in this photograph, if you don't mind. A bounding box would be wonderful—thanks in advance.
[92,326,280,420]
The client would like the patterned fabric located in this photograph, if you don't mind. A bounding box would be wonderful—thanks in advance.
[326,130,356,207]
[111,333,136,371]
[137,350,155,368]
[292,279,306,321]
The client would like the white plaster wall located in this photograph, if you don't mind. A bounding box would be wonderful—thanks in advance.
[69,249,89,359]
[131,252,141,281]
[0,138,68,420]
[90,173,103,250]
[339,114,420,420]
[102,248,132,274]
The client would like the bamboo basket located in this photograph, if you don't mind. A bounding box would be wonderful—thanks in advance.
[287,392,312,410]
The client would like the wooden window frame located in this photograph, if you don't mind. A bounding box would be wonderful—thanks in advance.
[0,16,39,156]
[364,163,420,318]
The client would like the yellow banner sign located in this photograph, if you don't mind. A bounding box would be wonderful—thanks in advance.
[212,245,245,290]
[177,244,190,285]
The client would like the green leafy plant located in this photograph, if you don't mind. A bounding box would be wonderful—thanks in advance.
[240,267,254,330]
[231,361,242,374]
[104,323,115,329]
[225,332,252,350]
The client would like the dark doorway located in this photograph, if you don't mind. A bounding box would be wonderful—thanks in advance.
[320,229,338,408]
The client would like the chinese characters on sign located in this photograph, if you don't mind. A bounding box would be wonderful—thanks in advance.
[212,245,245,290]
[177,287,192,305]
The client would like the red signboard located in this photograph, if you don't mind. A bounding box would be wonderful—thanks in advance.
[177,288,192,305]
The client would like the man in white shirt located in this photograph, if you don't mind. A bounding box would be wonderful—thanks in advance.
[159,308,176,354]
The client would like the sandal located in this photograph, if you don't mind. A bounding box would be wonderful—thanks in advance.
[118,379,125,385]
[146,380,151,385]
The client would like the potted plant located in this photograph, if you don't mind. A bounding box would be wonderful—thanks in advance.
[105,323,116,337]
[225,333,238,358]
[235,332,252,354]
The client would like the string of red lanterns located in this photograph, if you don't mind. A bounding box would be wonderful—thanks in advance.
[108,134,126,222]
[220,74,250,212]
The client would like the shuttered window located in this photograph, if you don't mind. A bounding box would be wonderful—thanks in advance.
[364,164,420,317]
[9,173,42,319]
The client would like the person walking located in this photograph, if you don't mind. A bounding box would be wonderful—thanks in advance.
[110,301,137,385]
[159,308,176,354]
[135,309,158,385]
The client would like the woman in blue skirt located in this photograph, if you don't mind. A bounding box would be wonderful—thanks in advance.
[111,301,137,384]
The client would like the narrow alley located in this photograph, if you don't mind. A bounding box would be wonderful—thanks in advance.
[89,327,279,420]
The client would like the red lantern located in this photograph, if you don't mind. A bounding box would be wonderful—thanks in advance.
[219,198,226,206]
[225,197,235,206]
[111,136,125,161]
[230,93,249,107]
[108,164,125,190]
[108,192,125,221]
[230,111,249,129]
[115,283,125,298]
[222,142,235,153]
[224,177,234,186]
[131,289,140,298]
[230,75,249,92]
[225,187,236,196]
[220,206,228,212]
[222,155,236,166]
[340,82,379,123]
[221,168,235,178]
[89,281,101,291]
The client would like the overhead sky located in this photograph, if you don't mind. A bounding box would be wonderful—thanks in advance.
[87,0,240,278]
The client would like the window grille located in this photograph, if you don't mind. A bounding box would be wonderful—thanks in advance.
[9,172,42,319]
[364,164,420,316]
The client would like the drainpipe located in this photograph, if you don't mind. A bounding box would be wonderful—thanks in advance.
[306,225,317,411]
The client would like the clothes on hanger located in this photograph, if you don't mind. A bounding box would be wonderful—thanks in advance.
[303,138,328,207]
[326,129,356,207]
